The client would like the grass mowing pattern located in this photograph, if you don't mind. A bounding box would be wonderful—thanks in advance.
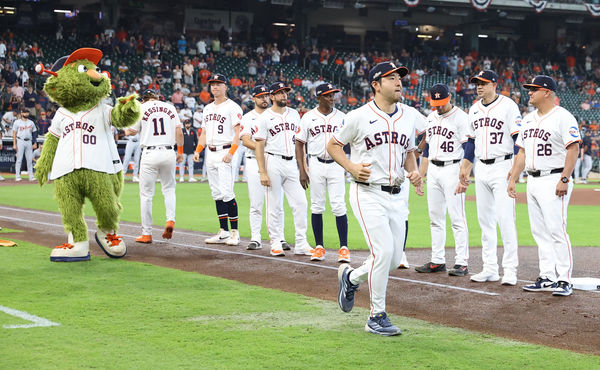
[1,240,599,368]
[0,182,598,248]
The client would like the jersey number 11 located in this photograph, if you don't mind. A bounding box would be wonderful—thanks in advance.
[152,118,166,136]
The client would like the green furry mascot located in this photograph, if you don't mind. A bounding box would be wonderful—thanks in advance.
[34,48,141,262]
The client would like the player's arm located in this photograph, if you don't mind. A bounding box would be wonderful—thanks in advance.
[418,143,429,178]
[193,128,206,162]
[124,128,138,136]
[0,131,3,150]
[240,134,256,151]
[175,126,184,163]
[12,128,17,153]
[404,150,423,196]
[507,147,526,199]
[222,124,241,163]
[326,138,370,181]
[255,139,270,186]
[555,142,579,197]
[295,140,309,189]
[455,138,475,194]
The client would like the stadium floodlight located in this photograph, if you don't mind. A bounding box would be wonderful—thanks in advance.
[478,34,488,38]
[455,32,464,37]
[54,9,71,13]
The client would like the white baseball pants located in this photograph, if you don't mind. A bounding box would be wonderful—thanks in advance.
[123,139,141,176]
[206,148,235,202]
[139,148,177,235]
[308,156,347,216]
[15,139,34,180]
[178,153,195,179]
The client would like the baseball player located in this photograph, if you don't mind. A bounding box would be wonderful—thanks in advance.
[254,81,312,257]
[12,108,37,181]
[128,89,183,243]
[415,84,469,276]
[122,132,141,182]
[331,61,423,336]
[456,70,521,286]
[296,82,350,262]
[575,130,593,183]
[179,120,198,182]
[0,130,4,181]
[508,75,581,296]
[193,73,242,246]
[240,85,290,251]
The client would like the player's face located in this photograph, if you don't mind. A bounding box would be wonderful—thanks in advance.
[475,81,495,98]
[318,92,335,110]
[210,82,226,98]
[374,73,403,103]
[253,94,269,109]
[527,87,549,106]
[271,91,288,107]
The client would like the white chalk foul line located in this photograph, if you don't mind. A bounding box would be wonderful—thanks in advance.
[0,207,500,296]
[0,305,60,329]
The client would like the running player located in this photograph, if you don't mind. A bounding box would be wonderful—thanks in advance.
[128,89,183,243]
[330,61,423,336]
[193,73,242,246]
[508,75,580,296]
[296,82,350,262]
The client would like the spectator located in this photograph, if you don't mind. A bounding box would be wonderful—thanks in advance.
[36,111,51,135]
[177,35,187,55]
[196,37,207,55]
[117,61,129,73]
[183,59,194,85]
[171,88,184,109]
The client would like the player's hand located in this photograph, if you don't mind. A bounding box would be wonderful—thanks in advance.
[555,180,568,197]
[299,169,309,189]
[349,162,371,182]
[406,171,422,189]
[32,143,37,150]
[507,180,517,199]
[0,142,3,150]
[459,168,470,187]
[454,182,468,195]
[260,172,270,187]
[193,152,200,162]
[506,168,512,181]
[414,183,424,196]
[176,153,183,163]
[222,153,232,163]
[13,145,18,154]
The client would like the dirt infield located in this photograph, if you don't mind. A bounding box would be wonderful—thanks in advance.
[1,205,599,355]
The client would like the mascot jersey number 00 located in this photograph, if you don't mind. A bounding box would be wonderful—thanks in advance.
[34,48,141,262]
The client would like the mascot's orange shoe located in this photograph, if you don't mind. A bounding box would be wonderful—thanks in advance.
[162,221,175,239]
[136,235,152,243]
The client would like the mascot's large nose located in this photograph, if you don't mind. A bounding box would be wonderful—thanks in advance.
[86,69,103,80]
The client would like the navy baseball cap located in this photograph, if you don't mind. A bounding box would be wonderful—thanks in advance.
[269,81,291,94]
[142,89,158,97]
[208,73,227,84]
[20,107,29,113]
[315,83,340,97]
[368,61,409,83]
[470,70,498,84]
[523,75,557,92]
[252,84,269,97]
[430,84,450,107]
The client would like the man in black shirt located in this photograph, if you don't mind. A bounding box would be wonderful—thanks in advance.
[179,120,199,182]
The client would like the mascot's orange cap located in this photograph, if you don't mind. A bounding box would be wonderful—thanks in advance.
[50,48,103,72]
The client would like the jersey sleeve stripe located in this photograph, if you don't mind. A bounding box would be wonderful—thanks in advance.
[564,139,582,148]
[332,135,345,146]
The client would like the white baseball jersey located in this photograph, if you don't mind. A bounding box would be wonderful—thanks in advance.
[333,101,423,186]
[516,106,581,171]
[425,106,468,161]
[133,100,182,147]
[13,118,36,140]
[239,109,262,158]
[254,107,301,157]
[467,95,521,160]
[297,107,345,158]
[48,104,122,180]
[202,99,242,147]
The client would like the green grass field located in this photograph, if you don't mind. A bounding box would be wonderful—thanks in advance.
[0,179,598,248]
[1,241,599,368]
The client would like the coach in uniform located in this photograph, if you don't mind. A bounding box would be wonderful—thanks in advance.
[12,108,37,181]
[128,89,183,243]
[194,73,242,246]
[329,61,423,336]
[508,75,580,296]
[296,82,350,263]
[456,70,521,286]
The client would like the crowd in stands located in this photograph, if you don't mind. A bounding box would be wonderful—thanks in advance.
[1,26,599,164]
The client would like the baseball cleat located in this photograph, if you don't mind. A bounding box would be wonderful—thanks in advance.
[246,241,262,250]
[337,264,359,313]
[470,270,500,282]
[523,277,557,292]
[205,229,230,244]
[179,178,184,183]
[162,221,175,239]
[270,248,285,257]
[95,230,126,258]
[50,234,90,262]
[365,312,402,336]
[15,178,22,182]
[552,281,573,296]
[188,177,197,182]
[281,241,291,250]
[132,176,139,182]
[501,270,517,286]
[136,234,153,243]
[311,246,325,261]
[225,230,240,246]
[415,262,446,273]
[448,265,469,276]
[294,244,313,256]
[338,247,351,263]
[398,252,409,269]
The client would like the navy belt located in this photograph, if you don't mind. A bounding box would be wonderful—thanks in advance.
[314,156,334,164]
[527,168,563,177]
[146,145,173,150]
[19,138,31,141]
[267,152,293,161]
[355,181,401,194]
[431,159,460,167]
[480,154,513,165]
[208,144,232,151]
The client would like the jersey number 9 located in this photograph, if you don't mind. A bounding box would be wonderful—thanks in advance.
[217,124,224,134]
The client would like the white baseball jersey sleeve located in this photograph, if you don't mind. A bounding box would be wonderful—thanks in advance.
[254,107,301,157]
[467,95,521,159]
[333,101,417,186]
[133,100,182,147]
[297,107,345,158]
[425,106,469,161]
[48,104,122,179]
[516,106,581,171]
[201,99,242,147]
[12,119,37,140]
[239,110,262,158]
